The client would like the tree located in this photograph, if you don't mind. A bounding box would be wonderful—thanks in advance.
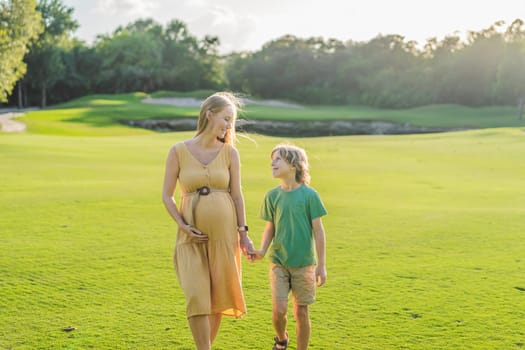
[0,0,42,103]
[160,19,224,91]
[224,51,252,93]
[339,34,423,107]
[92,18,224,93]
[424,34,463,104]
[24,0,78,107]
[51,40,100,103]
[236,35,347,103]
[494,19,525,114]
[95,28,163,93]
[451,23,506,105]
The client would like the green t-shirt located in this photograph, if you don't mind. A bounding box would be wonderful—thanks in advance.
[259,184,327,267]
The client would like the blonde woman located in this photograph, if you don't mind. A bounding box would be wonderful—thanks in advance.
[162,92,254,350]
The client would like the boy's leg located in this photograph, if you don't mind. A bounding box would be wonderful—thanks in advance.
[294,304,310,350]
[290,265,316,350]
[273,299,289,342]
[270,263,291,343]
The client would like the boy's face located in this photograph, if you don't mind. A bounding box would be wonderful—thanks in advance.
[271,152,295,179]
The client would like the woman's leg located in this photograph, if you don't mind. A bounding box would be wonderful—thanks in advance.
[188,315,211,350]
[208,313,222,344]
[294,304,310,350]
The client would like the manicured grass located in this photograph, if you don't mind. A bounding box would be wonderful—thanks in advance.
[1,125,525,349]
[246,103,525,128]
[17,93,525,136]
[150,90,217,99]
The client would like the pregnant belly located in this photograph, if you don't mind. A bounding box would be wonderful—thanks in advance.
[193,194,237,238]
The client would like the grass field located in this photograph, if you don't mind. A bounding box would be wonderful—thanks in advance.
[16,92,525,136]
[1,94,525,349]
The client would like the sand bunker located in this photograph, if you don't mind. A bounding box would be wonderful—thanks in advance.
[142,97,303,109]
[0,112,26,133]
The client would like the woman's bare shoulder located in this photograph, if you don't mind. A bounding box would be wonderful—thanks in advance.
[228,143,240,157]
[166,141,188,161]
[171,140,188,151]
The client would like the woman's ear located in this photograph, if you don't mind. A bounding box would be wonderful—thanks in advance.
[206,110,212,120]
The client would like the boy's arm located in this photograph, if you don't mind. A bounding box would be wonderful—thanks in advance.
[312,217,327,286]
[252,221,275,261]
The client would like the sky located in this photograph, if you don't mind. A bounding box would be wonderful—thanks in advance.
[63,0,525,54]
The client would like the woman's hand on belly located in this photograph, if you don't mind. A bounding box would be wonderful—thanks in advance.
[181,224,209,243]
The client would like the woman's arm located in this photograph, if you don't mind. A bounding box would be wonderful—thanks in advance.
[253,221,275,260]
[312,217,327,286]
[162,145,207,242]
[229,146,254,257]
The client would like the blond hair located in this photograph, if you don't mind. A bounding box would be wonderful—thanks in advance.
[196,92,242,144]
[271,144,311,184]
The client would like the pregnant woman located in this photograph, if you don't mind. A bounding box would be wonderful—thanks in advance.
[162,92,254,350]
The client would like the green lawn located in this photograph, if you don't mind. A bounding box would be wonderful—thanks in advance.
[1,94,525,349]
[17,93,525,136]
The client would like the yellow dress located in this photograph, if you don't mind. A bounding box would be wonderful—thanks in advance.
[173,142,246,318]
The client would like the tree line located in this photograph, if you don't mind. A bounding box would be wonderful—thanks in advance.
[2,0,525,109]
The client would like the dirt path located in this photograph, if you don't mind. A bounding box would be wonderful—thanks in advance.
[0,112,26,133]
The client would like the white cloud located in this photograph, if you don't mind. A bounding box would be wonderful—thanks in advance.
[94,0,158,16]
[175,1,258,53]
[66,0,525,52]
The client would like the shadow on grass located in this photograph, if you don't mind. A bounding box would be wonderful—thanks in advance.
[58,93,199,128]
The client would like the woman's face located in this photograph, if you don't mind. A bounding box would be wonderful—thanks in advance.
[208,105,234,139]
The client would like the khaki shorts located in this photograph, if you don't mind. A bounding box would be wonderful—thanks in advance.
[270,263,316,305]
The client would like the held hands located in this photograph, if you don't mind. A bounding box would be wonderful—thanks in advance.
[238,232,265,263]
[182,224,208,243]
[239,235,255,262]
[249,249,265,261]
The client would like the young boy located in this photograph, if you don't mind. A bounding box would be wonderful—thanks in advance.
[252,144,327,350]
